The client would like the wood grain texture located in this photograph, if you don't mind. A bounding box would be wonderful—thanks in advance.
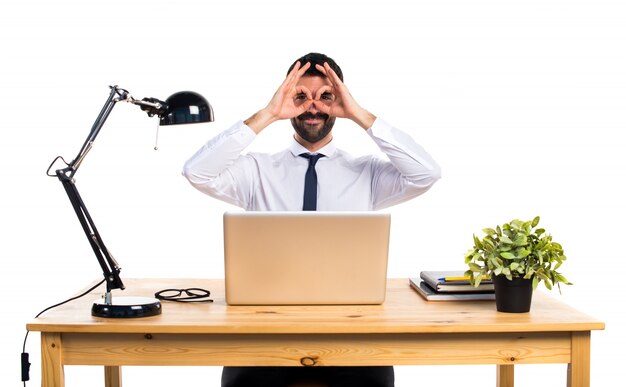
[60,331,571,367]
[41,332,64,387]
[27,278,605,387]
[497,364,514,387]
[104,366,121,387]
[27,278,605,335]
[568,331,591,387]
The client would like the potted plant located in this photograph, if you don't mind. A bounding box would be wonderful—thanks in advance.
[464,216,571,312]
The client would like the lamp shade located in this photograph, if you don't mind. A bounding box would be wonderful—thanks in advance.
[159,91,214,126]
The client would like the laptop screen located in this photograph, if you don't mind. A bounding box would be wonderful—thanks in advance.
[223,211,391,305]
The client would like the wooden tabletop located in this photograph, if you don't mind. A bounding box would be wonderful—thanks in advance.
[27,278,604,335]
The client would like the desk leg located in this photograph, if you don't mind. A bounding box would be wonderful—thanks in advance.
[567,331,590,387]
[104,366,122,387]
[41,332,64,387]
[497,364,514,387]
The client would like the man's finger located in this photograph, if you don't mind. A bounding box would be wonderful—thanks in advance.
[300,99,314,111]
[322,62,343,86]
[314,85,334,101]
[283,61,311,91]
[293,62,311,84]
[285,61,301,82]
[296,85,313,100]
[314,64,333,86]
[315,63,327,75]
[298,61,311,74]
[277,61,301,93]
[315,102,332,115]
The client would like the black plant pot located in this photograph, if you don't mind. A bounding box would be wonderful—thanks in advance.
[493,275,533,313]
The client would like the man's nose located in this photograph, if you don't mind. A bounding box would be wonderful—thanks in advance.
[306,100,320,113]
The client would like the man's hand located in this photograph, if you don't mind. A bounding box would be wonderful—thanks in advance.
[314,62,376,130]
[244,61,313,133]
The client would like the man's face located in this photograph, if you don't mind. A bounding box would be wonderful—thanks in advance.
[290,75,336,144]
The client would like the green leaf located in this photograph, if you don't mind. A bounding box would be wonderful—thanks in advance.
[531,216,540,228]
[538,271,550,282]
[465,216,570,294]
[483,228,496,236]
[500,235,513,244]
[555,273,572,285]
[500,252,516,259]
[513,235,528,247]
[473,235,483,250]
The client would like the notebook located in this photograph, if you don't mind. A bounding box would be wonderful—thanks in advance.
[223,211,391,305]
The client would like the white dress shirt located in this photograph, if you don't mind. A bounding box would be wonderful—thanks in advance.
[182,118,441,211]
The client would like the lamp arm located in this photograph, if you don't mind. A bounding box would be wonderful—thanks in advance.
[69,86,128,173]
[53,85,129,295]
[56,172,125,294]
[45,85,211,317]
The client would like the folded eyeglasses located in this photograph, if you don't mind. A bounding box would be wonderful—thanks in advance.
[154,288,214,303]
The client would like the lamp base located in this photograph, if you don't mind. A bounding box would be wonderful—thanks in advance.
[92,296,162,318]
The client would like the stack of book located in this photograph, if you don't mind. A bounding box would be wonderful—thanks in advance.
[409,270,495,301]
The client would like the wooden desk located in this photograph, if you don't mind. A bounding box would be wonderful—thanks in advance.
[27,278,604,387]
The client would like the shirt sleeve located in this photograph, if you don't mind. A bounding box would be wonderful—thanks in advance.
[366,118,442,210]
[182,120,257,208]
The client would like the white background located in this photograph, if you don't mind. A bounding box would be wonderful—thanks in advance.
[1,0,624,386]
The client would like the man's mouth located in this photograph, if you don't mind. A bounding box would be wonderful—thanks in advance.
[304,118,322,124]
[298,112,329,125]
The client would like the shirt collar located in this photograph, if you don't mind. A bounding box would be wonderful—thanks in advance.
[288,136,337,157]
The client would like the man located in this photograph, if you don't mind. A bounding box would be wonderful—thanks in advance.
[183,53,441,387]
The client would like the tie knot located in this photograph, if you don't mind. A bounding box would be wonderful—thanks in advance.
[299,153,324,167]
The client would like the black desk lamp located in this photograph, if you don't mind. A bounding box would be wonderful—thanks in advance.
[47,85,213,318]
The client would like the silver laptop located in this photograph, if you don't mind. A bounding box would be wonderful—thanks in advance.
[223,211,391,305]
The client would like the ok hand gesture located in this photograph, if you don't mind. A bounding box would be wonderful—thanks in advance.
[244,61,313,133]
[314,63,375,130]
[266,61,314,120]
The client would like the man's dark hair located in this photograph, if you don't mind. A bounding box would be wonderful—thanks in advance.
[287,52,343,82]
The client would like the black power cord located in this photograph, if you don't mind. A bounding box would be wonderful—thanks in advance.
[21,279,105,386]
